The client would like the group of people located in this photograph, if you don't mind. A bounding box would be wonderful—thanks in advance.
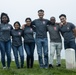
[0,9,76,69]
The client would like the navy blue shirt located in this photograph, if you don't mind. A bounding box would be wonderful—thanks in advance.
[59,22,75,41]
[11,29,23,46]
[32,19,49,38]
[0,23,13,41]
[24,25,35,43]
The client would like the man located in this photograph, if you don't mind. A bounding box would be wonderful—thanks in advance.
[59,14,76,60]
[59,14,76,57]
[47,17,62,68]
[32,9,49,68]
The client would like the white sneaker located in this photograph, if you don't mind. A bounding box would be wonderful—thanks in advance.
[3,67,6,69]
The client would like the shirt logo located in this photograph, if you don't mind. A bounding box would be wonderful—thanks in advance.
[43,21,46,24]
[8,26,10,29]
[67,27,69,30]
[54,27,57,30]
[18,32,21,35]
[30,28,33,31]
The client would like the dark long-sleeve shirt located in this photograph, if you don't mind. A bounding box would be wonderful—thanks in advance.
[0,23,13,42]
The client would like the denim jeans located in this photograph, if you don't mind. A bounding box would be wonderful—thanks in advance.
[64,39,75,50]
[24,42,35,68]
[12,45,24,68]
[49,42,62,65]
[0,40,11,68]
[35,38,48,68]
[64,39,76,61]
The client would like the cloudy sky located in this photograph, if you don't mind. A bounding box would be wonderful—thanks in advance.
[0,0,76,59]
[0,0,76,25]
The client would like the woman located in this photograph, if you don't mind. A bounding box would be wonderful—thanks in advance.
[0,13,13,69]
[11,21,24,69]
[23,18,35,68]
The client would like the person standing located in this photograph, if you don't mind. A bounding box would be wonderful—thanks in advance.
[47,17,62,68]
[11,21,24,69]
[23,18,35,68]
[59,14,76,61]
[0,13,13,69]
[59,14,76,57]
[32,9,49,68]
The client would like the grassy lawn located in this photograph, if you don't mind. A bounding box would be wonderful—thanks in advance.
[0,60,76,75]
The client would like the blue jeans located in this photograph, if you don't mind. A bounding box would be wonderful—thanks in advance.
[64,39,76,60]
[35,38,48,68]
[0,40,11,68]
[24,42,35,68]
[12,45,24,68]
[64,39,75,50]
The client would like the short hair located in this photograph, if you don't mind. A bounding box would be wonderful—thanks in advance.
[14,21,21,27]
[38,9,44,13]
[59,14,66,18]
[50,16,56,20]
[25,17,32,22]
[1,12,10,23]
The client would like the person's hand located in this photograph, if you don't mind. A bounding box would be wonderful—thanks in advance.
[73,28,76,37]
[21,24,26,29]
[59,22,63,27]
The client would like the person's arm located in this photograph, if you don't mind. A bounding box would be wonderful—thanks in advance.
[10,25,13,36]
[70,23,76,37]
[11,25,13,30]
[73,27,76,37]
[59,22,64,27]
[10,30,12,36]
[46,20,50,26]
[21,29,24,38]
[22,23,28,30]
[31,20,36,32]
[46,20,51,31]
[58,24,64,37]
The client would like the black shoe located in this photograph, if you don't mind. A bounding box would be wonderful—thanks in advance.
[17,67,20,69]
[56,64,61,67]
[49,64,53,68]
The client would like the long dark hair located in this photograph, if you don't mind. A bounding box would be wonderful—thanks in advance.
[25,17,32,27]
[1,12,10,23]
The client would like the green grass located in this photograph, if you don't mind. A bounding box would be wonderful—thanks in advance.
[0,60,76,75]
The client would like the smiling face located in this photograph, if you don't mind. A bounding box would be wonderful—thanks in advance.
[60,16,67,24]
[38,11,44,19]
[14,23,20,30]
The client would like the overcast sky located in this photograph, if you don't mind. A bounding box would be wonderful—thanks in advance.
[0,0,76,25]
